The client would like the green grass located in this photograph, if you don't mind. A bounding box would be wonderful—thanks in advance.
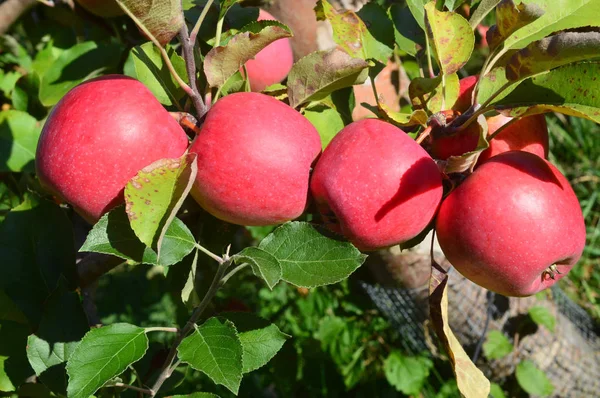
[547,114,600,319]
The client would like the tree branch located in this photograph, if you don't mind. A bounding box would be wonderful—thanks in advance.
[0,0,37,35]
[179,26,209,120]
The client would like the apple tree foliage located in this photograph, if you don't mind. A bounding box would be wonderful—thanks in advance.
[0,0,599,397]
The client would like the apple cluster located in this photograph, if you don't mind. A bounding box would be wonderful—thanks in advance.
[35,71,585,298]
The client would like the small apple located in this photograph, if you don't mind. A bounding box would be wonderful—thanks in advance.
[436,151,586,297]
[36,75,189,223]
[477,113,548,163]
[310,119,443,251]
[75,0,124,18]
[429,113,549,162]
[452,75,478,113]
[188,92,321,226]
[242,9,294,92]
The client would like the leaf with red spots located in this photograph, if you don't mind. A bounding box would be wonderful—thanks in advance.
[409,73,460,114]
[116,0,184,46]
[125,153,197,258]
[429,261,490,397]
[505,31,600,81]
[204,21,292,88]
[424,2,474,76]
[493,62,600,123]
[287,49,368,109]
[485,0,544,50]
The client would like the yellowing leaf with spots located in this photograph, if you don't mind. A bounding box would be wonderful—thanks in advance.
[125,153,197,257]
[424,2,474,76]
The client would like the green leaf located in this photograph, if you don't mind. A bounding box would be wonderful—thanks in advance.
[406,0,428,29]
[390,4,426,56]
[409,73,459,114]
[363,103,428,127]
[204,21,292,88]
[257,222,366,288]
[234,247,282,289]
[0,71,22,98]
[125,153,197,255]
[505,31,600,81]
[515,360,554,396]
[178,318,243,395]
[39,41,121,106]
[501,0,600,52]
[492,62,600,123]
[482,330,514,360]
[116,0,184,45]
[303,105,345,149]
[429,264,490,397]
[0,195,75,327]
[0,320,33,391]
[490,382,507,398]
[171,393,220,398]
[528,306,556,332]
[66,323,148,398]
[0,290,27,324]
[444,0,467,11]
[384,351,433,396]
[181,250,200,308]
[469,0,501,29]
[220,312,290,374]
[80,206,195,267]
[0,110,41,172]
[287,49,369,109]
[219,0,241,20]
[314,1,393,63]
[424,2,474,76]
[124,42,188,106]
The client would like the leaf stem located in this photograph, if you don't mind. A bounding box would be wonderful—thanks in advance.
[149,259,232,396]
[189,0,215,45]
[179,26,209,119]
[107,383,153,395]
[215,17,225,47]
[220,263,250,286]
[195,243,224,264]
[145,327,178,333]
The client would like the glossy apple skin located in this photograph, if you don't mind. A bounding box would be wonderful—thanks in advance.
[430,114,549,162]
[310,119,443,251]
[436,151,586,297]
[478,114,548,163]
[36,75,189,223]
[243,9,294,92]
[75,0,124,17]
[452,75,478,113]
[189,92,321,226]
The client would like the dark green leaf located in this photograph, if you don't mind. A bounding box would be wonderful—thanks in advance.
[220,312,290,373]
[125,153,197,255]
[0,195,75,327]
[0,320,33,391]
[66,323,148,398]
[384,350,433,396]
[482,330,514,360]
[406,0,428,29]
[287,49,368,109]
[124,42,188,106]
[528,306,556,332]
[204,21,292,87]
[424,3,474,76]
[234,247,282,289]
[0,110,41,172]
[39,42,122,106]
[178,318,243,394]
[80,206,195,267]
[219,0,241,20]
[516,360,554,396]
[390,4,426,56]
[171,393,220,398]
[258,222,366,288]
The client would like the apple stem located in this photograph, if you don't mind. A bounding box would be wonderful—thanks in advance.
[416,125,432,145]
[189,0,215,46]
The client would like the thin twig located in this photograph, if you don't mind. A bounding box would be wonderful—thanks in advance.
[179,26,209,119]
[189,0,215,45]
[149,259,232,396]
[195,243,224,264]
[145,327,178,333]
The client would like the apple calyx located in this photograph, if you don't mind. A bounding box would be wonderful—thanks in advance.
[542,264,562,281]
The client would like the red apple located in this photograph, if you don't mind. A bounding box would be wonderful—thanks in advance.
[75,0,124,18]
[429,114,549,162]
[436,151,586,297]
[310,119,443,251]
[188,92,321,225]
[452,75,478,113]
[242,9,294,92]
[477,113,548,163]
[36,75,189,223]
